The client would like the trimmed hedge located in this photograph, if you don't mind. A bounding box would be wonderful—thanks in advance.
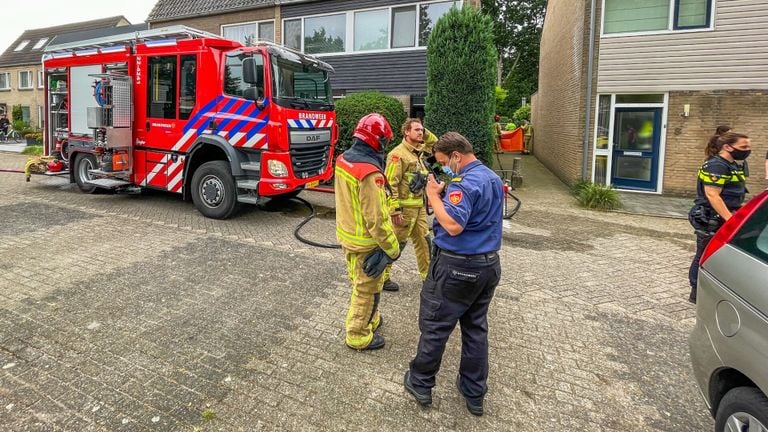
[425,7,497,165]
[335,91,407,155]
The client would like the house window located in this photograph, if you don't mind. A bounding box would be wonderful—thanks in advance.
[419,1,460,46]
[38,71,44,89]
[304,14,346,54]
[19,71,33,89]
[14,40,30,51]
[0,73,9,90]
[21,106,30,123]
[354,9,389,51]
[32,38,48,50]
[222,21,275,45]
[603,0,712,34]
[675,0,711,29]
[284,19,302,51]
[284,1,461,55]
[392,6,417,48]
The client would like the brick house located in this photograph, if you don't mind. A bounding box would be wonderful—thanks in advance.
[0,17,133,129]
[533,0,768,195]
[147,0,480,116]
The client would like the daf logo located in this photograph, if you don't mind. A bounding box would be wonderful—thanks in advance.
[306,135,321,142]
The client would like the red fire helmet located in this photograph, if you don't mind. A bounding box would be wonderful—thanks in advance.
[353,113,393,152]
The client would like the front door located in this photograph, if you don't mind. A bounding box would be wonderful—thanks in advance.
[611,108,662,191]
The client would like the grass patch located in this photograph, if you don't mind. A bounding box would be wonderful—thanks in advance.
[201,408,216,421]
[573,181,622,211]
[21,146,43,156]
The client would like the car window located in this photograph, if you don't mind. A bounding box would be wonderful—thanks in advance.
[731,199,768,263]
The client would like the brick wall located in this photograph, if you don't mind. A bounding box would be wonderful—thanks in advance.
[664,90,768,195]
[532,0,593,185]
[0,66,44,128]
[152,8,280,41]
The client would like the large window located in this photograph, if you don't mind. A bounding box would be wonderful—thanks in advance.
[224,54,264,99]
[179,55,197,120]
[284,1,461,54]
[20,106,30,123]
[304,14,346,54]
[147,56,177,119]
[354,9,389,51]
[419,1,459,45]
[603,0,712,34]
[19,71,33,89]
[0,73,9,90]
[37,71,44,89]
[222,21,275,44]
[392,6,417,48]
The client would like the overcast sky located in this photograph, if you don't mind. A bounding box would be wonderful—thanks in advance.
[2,0,157,55]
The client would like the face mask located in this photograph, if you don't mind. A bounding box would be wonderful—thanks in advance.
[730,148,751,160]
[442,154,459,177]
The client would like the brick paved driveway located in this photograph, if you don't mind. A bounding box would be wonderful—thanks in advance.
[0,154,712,431]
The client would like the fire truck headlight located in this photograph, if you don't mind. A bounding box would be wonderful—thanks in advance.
[267,160,289,178]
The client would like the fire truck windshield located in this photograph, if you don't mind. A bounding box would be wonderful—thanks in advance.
[271,57,333,111]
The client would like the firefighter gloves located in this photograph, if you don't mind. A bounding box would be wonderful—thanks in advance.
[363,248,397,278]
[408,172,428,194]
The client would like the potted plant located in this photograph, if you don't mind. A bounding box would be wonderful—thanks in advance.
[24,132,43,146]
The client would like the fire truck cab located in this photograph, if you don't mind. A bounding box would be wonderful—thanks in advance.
[42,26,337,219]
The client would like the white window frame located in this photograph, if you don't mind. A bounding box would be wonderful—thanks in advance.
[0,72,10,90]
[600,0,716,38]
[221,19,276,44]
[14,40,30,51]
[282,0,463,57]
[38,105,44,128]
[32,38,48,50]
[18,71,33,90]
[37,70,44,89]
[591,93,669,194]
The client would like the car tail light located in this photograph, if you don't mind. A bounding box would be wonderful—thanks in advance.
[700,190,768,265]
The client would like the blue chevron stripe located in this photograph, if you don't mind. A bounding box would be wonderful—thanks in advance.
[183,97,220,134]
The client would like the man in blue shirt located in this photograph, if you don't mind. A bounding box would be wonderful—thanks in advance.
[403,132,503,416]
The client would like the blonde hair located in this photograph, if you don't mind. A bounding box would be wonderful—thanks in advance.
[401,118,423,135]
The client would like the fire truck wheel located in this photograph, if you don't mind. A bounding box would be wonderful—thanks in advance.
[74,153,98,194]
[191,160,239,219]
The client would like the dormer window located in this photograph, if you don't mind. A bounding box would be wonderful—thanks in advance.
[14,40,30,51]
[32,38,48,50]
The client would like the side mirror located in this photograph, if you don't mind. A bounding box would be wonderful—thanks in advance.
[242,57,258,84]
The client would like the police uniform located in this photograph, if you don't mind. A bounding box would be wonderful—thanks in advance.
[384,130,438,280]
[688,155,746,295]
[335,151,400,349]
[407,160,503,407]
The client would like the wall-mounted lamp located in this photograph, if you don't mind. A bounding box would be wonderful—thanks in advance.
[681,104,691,117]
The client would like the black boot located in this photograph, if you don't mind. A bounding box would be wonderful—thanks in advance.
[348,334,385,351]
[457,375,484,416]
[404,370,432,406]
[382,279,400,292]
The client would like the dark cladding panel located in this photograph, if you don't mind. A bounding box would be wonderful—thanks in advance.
[323,51,428,95]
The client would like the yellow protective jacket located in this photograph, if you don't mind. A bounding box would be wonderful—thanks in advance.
[335,155,400,259]
[384,130,438,213]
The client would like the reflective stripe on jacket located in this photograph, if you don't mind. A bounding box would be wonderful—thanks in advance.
[335,155,400,258]
[385,131,438,212]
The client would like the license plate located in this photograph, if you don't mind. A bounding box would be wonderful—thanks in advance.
[305,180,319,189]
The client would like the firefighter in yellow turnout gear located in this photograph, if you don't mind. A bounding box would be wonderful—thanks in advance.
[381,119,438,291]
[335,113,401,350]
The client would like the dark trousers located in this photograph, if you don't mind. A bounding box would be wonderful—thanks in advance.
[688,232,712,290]
[409,249,501,402]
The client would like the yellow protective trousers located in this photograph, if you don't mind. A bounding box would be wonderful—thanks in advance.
[392,206,430,280]
[344,249,384,349]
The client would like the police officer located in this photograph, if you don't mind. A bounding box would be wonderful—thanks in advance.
[335,113,401,350]
[688,132,751,303]
[381,118,438,291]
[403,132,503,416]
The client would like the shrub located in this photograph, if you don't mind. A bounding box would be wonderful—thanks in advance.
[512,104,531,125]
[425,7,497,165]
[335,91,407,155]
[570,178,592,197]
[11,105,22,123]
[574,181,622,211]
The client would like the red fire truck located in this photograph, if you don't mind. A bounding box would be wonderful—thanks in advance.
[41,26,337,219]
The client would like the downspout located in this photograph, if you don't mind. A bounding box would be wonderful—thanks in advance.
[582,0,597,179]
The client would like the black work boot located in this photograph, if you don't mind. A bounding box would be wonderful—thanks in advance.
[456,375,483,416]
[382,279,400,292]
[403,370,432,406]
[348,334,385,351]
